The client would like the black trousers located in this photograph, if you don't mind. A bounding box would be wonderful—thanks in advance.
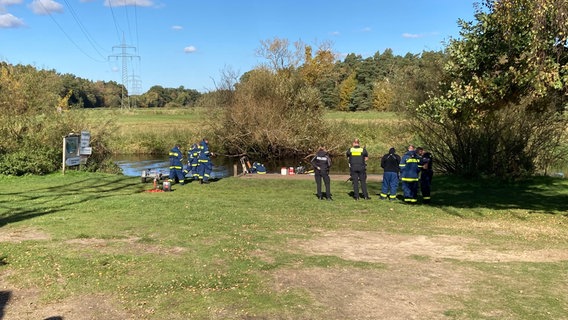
[314,170,331,199]
[350,168,368,199]
[420,171,433,201]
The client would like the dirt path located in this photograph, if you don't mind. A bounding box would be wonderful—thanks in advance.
[238,173,383,182]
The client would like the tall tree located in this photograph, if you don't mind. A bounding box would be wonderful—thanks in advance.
[416,0,568,178]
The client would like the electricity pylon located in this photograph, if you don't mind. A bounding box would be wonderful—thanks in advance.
[109,34,140,109]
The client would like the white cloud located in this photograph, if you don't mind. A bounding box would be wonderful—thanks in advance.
[29,0,64,15]
[104,0,153,7]
[172,25,182,31]
[0,0,23,13]
[0,0,23,5]
[184,46,197,53]
[0,13,24,28]
[330,31,340,36]
[402,32,439,39]
[361,27,372,32]
[402,33,422,39]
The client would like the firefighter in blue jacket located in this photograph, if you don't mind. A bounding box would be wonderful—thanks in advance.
[197,138,213,184]
[417,147,433,204]
[168,144,185,185]
[399,145,421,203]
[187,143,200,181]
[346,138,370,200]
[251,162,267,174]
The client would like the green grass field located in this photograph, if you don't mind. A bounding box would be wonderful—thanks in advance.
[1,172,567,319]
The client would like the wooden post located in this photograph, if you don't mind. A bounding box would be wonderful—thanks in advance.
[233,163,238,177]
[62,136,66,175]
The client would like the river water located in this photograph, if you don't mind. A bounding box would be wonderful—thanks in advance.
[113,154,382,178]
[113,154,567,179]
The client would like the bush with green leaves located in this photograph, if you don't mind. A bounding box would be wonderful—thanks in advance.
[209,68,348,158]
[0,63,117,175]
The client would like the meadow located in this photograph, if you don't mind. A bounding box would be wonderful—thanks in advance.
[86,107,411,160]
[0,171,567,319]
[1,108,567,319]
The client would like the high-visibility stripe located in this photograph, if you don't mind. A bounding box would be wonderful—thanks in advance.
[401,177,419,182]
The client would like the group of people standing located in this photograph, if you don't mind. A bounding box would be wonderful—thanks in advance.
[310,139,433,203]
[169,138,213,185]
[382,144,433,204]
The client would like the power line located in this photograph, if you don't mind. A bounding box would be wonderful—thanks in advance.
[107,0,123,44]
[61,0,109,59]
[38,0,105,63]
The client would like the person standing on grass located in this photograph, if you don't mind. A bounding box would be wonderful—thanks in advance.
[187,143,200,181]
[380,147,401,201]
[197,138,213,184]
[168,144,185,185]
[399,145,421,203]
[311,146,332,200]
[346,138,370,200]
[416,147,433,204]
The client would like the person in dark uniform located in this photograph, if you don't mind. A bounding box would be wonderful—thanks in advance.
[187,143,200,181]
[168,144,185,185]
[399,145,421,203]
[380,147,401,201]
[346,138,370,200]
[311,146,332,200]
[416,147,433,204]
[197,138,213,184]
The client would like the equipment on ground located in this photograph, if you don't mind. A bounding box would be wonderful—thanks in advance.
[239,156,252,175]
[141,169,167,183]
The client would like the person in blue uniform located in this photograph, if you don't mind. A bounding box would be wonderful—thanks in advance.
[187,143,200,181]
[399,145,421,203]
[311,146,332,200]
[346,138,370,200]
[251,162,267,174]
[197,138,213,184]
[168,144,185,185]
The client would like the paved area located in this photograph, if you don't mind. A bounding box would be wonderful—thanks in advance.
[237,173,383,181]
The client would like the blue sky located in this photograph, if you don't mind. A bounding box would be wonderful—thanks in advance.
[0,0,477,93]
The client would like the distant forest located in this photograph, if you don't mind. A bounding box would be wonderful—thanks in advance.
[0,47,446,112]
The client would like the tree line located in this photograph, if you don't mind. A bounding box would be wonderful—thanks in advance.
[1,0,567,178]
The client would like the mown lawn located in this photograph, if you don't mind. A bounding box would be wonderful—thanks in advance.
[1,172,567,319]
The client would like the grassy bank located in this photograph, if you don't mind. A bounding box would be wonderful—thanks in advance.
[1,172,567,319]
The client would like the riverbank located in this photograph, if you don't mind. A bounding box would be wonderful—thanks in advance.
[238,172,383,182]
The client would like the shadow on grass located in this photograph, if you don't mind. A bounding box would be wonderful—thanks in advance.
[433,175,568,216]
[0,175,143,227]
[0,291,10,320]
